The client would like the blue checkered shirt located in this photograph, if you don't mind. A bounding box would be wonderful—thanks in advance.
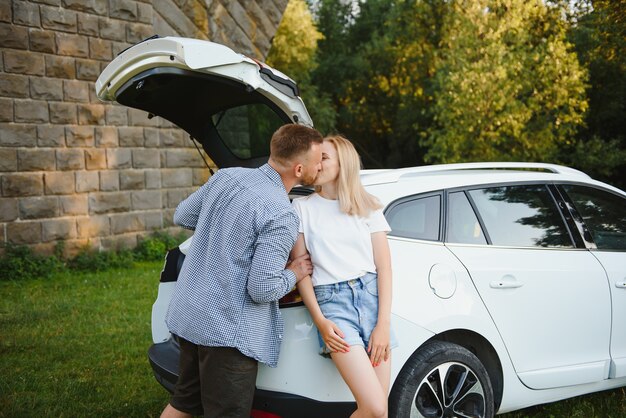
[165,164,299,367]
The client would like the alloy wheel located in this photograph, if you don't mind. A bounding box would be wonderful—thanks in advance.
[411,361,486,418]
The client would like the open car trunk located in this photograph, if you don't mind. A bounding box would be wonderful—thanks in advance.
[96,36,313,168]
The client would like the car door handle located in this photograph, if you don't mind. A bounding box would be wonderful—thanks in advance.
[490,277,524,289]
[616,281,626,289]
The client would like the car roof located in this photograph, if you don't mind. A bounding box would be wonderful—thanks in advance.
[361,162,625,206]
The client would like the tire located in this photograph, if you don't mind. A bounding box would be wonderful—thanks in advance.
[389,341,495,418]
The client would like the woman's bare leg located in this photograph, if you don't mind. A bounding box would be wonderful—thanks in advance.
[373,352,392,395]
[331,346,387,418]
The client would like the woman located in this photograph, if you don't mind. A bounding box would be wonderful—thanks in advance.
[291,135,396,418]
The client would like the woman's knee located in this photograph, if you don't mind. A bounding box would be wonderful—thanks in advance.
[373,403,388,418]
[361,395,387,418]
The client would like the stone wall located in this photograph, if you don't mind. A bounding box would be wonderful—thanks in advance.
[0,0,288,256]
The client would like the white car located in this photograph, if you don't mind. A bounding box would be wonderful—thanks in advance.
[96,36,626,418]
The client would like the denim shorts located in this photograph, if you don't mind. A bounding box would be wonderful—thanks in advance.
[313,272,398,355]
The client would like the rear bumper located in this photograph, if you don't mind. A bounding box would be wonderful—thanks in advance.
[148,340,355,418]
[148,338,180,393]
[253,390,355,418]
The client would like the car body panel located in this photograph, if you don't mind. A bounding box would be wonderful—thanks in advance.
[592,251,626,378]
[364,171,623,206]
[386,237,507,346]
[448,245,612,388]
[96,37,311,125]
[497,375,626,414]
[152,282,176,344]
[257,308,435,402]
[360,162,591,187]
[95,37,244,100]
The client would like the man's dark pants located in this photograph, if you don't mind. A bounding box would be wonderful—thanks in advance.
[170,337,258,418]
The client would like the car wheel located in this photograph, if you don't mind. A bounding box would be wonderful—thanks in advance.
[389,341,495,418]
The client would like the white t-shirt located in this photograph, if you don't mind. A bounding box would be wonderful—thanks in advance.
[292,193,391,286]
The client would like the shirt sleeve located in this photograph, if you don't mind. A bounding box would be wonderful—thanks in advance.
[172,176,215,230]
[246,208,299,303]
[366,208,391,233]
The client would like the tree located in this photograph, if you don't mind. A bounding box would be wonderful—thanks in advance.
[314,0,436,168]
[266,0,336,134]
[312,0,605,176]
[423,0,588,164]
[563,0,626,187]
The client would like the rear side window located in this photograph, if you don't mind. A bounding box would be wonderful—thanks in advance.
[212,103,285,159]
[386,195,441,241]
[562,185,626,250]
[447,191,487,245]
[468,185,573,248]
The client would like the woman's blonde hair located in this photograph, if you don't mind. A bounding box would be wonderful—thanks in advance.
[317,135,382,217]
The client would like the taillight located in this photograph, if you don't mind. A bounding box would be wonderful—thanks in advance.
[278,287,303,307]
[250,409,282,418]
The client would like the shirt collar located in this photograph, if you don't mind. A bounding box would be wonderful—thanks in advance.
[259,163,288,194]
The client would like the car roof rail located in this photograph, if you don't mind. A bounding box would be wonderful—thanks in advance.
[361,162,590,185]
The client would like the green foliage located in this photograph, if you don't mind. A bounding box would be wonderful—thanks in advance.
[567,0,626,188]
[556,135,626,184]
[267,0,321,80]
[311,0,623,186]
[313,0,363,104]
[0,244,64,281]
[424,0,588,164]
[0,231,188,281]
[313,0,470,167]
[266,0,336,134]
[135,231,186,261]
[569,0,625,143]
[313,0,396,166]
[67,246,135,272]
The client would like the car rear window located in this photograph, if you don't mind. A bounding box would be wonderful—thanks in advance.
[468,185,573,248]
[561,185,626,250]
[212,103,286,159]
[386,194,441,241]
[447,191,487,245]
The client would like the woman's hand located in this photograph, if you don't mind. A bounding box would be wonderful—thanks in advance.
[368,322,390,367]
[316,318,350,353]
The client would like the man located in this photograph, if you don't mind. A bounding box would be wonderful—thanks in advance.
[161,124,324,418]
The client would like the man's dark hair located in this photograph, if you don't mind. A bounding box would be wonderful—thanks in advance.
[270,124,323,164]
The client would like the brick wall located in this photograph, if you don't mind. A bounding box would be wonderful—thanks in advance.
[0,0,288,256]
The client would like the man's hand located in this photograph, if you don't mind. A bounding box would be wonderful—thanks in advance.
[286,253,313,282]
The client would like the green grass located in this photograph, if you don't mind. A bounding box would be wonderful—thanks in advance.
[501,388,626,418]
[0,261,169,417]
[0,262,624,417]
